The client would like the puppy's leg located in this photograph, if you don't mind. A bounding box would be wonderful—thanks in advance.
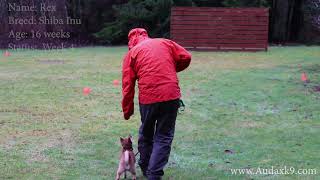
[129,152,136,180]
[131,172,136,180]
[116,165,125,180]
[130,166,136,180]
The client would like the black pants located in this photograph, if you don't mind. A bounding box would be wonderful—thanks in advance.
[138,99,179,180]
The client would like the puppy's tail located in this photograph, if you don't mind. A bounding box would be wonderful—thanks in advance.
[124,150,129,170]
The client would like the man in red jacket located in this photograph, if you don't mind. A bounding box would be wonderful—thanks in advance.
[122,28,191,180]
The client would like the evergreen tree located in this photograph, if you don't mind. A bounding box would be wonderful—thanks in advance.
[222,0,270,7]
[94,0,199,44]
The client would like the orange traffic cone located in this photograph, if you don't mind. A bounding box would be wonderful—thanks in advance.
[301,72,309,83]
[83,87,92,96]
[113,79,119,86]
[4,50,11,57]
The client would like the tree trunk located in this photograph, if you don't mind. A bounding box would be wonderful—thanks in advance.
[298,0,320,44]
[286,0,295,40]
[270,0,311,43]
[271,0,290,43]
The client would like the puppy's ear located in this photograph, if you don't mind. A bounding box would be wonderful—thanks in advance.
[120,137,124,143]
[128,135,133,143]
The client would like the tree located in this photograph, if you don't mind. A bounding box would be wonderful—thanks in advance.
[94,0,174,44]
[303,0,320,30]
[299,0,320,43]
[65,0,121,34]
[270,0,319,44]
[223,0,269,7]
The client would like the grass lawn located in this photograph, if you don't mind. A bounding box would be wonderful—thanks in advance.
[0,46,319,180]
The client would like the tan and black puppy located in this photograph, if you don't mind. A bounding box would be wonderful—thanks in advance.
[116,135,136,180]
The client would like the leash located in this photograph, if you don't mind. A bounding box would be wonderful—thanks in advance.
[135,151,139,157]
[178,99,185,113]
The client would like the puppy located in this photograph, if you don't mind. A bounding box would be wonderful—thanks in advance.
[116,135,136,180]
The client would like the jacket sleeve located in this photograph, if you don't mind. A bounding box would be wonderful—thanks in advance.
[121,51,136,120]
[169,40,192,72]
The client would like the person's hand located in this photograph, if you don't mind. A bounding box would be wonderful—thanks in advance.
[124,113,131,120]
[123,109,133,120]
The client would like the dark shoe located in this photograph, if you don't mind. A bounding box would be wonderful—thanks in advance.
[140,167,147,177]
[147,175,161,180]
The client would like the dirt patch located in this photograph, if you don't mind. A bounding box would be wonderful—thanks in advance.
[1,127,75,163]
[1,129,49,149]
[192,57,276,70]
[313,85,320,92]
[303,64,320,73]
[26,130,75,163]
[0,107,57,118]
[0,108,32,114]
[224,149,234,154]
[3,129,75,163]
[0,71,24,80]
[37,59,66,64]
[236,120,264,128]
[50,75,79,81]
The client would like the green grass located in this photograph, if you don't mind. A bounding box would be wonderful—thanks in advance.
[0,46,319,180]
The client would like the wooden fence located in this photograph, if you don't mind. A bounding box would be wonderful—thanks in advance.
[170,7,269,51]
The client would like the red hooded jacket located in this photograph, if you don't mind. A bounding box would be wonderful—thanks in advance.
[122,28,191,120]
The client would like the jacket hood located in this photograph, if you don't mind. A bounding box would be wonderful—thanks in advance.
[128,28,149,50]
